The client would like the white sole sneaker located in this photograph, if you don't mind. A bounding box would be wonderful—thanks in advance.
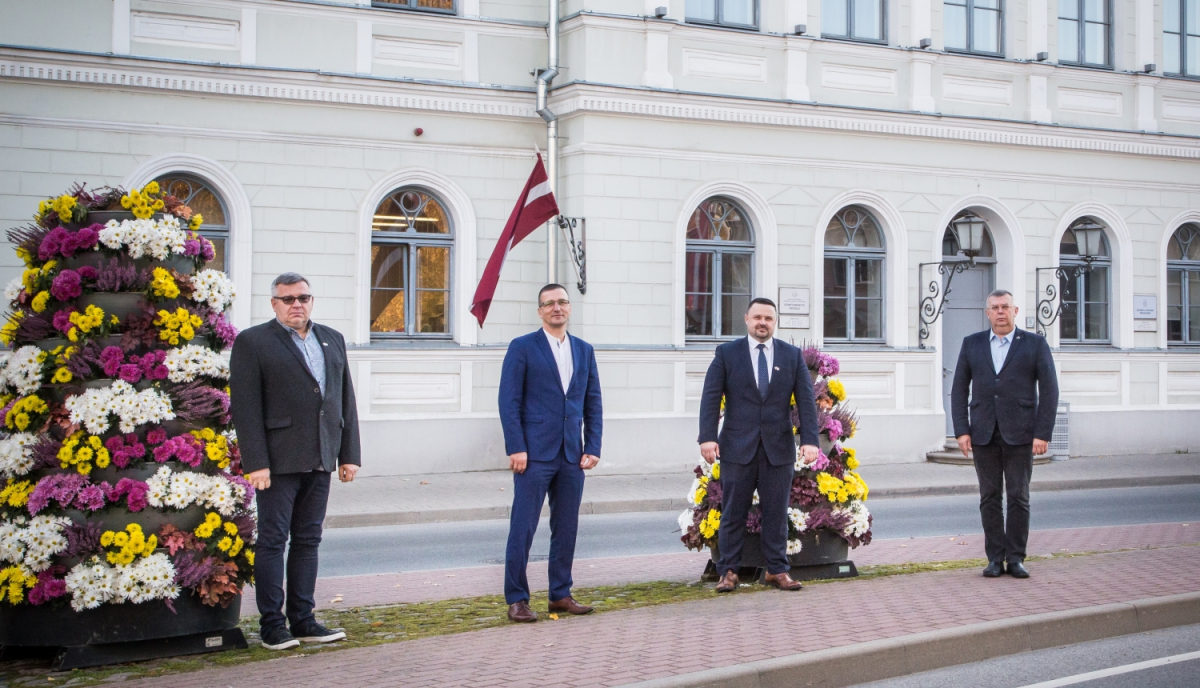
[261,637,300,651]
[296,630,346,643]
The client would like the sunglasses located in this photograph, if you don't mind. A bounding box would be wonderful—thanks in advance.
[273,294,314,305]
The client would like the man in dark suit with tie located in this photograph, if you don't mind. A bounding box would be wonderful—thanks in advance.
[498,284,603,623]
[952,289,1059,579]
[230,273,362,650]
[698,298,820,593]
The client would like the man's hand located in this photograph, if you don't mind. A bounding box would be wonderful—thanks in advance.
[581,454,600,470]
[509,452,528,474]
[956,434,973,457]
[246,468,271,491]
[700,441,720,464]
[338,464,359,483]
[1033,439,1049,456]
[799,444,819,465]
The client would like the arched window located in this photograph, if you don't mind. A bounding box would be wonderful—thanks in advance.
[1059,217,1112,343]
[1167,222,1200,344]
[370,187,453,337]
[685,197,754,339]
[824,206,885,342]
[154,174,229,272]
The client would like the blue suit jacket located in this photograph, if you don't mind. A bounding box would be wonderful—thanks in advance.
[499,330,603,463]
[951,328,1059,446]
[698,338,820,467]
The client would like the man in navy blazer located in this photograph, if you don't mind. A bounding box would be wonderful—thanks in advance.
[698,298,820,593]
[499,284,602,623]
[952,289,1059,579]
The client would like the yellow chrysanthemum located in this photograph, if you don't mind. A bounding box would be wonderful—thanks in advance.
[826,378,847,403]
[30,291,49,313]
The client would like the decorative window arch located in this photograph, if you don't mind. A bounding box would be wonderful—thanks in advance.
[685,197,755,339]
[1167,222,1200,345]
[369,187,454,338]
[153,174,230,272]
[1058,217,1112,343]
[823,206,886,342]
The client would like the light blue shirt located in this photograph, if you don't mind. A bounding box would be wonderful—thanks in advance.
[281,319,326,396]
[990,329,1012,375]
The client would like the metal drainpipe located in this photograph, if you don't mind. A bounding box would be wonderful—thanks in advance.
[536,0,560,284]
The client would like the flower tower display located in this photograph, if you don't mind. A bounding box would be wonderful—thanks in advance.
[0,183,252,666]
[680,346,871,580]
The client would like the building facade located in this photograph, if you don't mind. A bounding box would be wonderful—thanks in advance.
[1,0,1197,476]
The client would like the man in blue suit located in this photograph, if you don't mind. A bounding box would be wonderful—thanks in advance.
[499,284,603,623]
[699,298,820,593]
[952,289,1059,579]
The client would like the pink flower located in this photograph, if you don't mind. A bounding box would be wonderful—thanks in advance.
[117,364,142,384]
[100,346,124,377]
[50,270,82,301]
[145,428,167,446]
[73,484,107,511]
[52,309,74,334]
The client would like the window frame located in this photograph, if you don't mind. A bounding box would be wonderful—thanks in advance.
[1164,0,1200,77]
[1057,0,1113,68]
[821,0,889,44]
[685,196,756,341]
[684,0,760,31]
[1167,223,1200,345]
[823,206,887,344]
[371,0,457,15]
[369,187,455,341]
[943,0,1006,57]
[153,173,230,273]
[1058,224,1112,345]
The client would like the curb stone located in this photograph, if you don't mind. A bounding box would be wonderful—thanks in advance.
[620,591,1200,688]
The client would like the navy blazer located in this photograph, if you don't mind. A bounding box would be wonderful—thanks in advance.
[951,328,1059,446]
[697,338,820,467]
[498,330,603,463]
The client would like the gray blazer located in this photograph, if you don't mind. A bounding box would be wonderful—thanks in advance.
[229,319,362,474]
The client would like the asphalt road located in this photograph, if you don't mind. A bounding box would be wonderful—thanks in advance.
[852,622,1200,688]
[315,484,1200,577]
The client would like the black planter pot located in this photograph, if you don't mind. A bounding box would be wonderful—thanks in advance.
[707,528,858,583]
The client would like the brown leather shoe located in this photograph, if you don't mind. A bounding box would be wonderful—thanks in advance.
[715,570,739,593]
[763,571,803,591]
[548,596,594,615]
[507,601,537,623]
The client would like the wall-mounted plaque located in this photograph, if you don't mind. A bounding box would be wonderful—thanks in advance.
[778,288,810,315]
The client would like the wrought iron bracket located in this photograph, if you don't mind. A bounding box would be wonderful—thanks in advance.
[1034,263,1090,336]
[917,259,973,349]
[557,216,586,294]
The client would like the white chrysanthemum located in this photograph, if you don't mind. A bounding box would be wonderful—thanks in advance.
[686,477,704,506]
[64,381,174,435]
[0,432,37,478]
[144,465,243,516]
[834,501,871,538]
[786,538,803,555]
[5,346,44,396]
[164,345,229,383]
[788,507,809,534]
[98,217,187,261]
[697,456,714,478]
[677,509,694,535]
[189,269,235,312]
[18,515,71,571]
[0,521,25,565]
[751,489,760,505]
[3,275,23,303]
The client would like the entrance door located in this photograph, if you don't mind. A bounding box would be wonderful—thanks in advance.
[942,265,993,434]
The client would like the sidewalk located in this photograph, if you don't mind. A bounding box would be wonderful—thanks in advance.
[133,521,1200,688]
[325,453,1200,527]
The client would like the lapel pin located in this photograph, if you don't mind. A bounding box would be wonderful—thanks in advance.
[323,342,329,346]
[774,366,780,371]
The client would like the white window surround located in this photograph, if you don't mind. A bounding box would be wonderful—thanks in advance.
[122,153,252,331]
[673,181,778,347]
[1048,202,1134,349]
[812,190,909,349]
[1158,209,1200,349]
[356,168,477,346]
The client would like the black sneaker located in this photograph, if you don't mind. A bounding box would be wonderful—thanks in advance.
[260,626,300,651]
[291,621,346,644]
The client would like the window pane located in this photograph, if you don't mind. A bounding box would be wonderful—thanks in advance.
[1166,0,1181,31]
[1165,34,1181,74]
[824,257,848,338]
[1083,267,1108,340]
[1190,272,1200,341]
[1188,36,1200,75]
[1084,303,1108,340]
[1084,266,1108,303]
[686,0,717,21]
[688,198,751,243]
[855,298,883,339]
[685,251,713,295]
[722,294,750,337]
[416,246,450,290]
[722,253,753,295]
[1059,0,1078,20]
[975,0,999,8]
[722,0,755,25]
[944,5,968,49]
[1084,22,1107,64]
[1168,270,1183,341]
[687,296,713,336]
[370,244,407,333]
[1059,19,1079,62]
[823,0,848,35]
[973,8,1001,52]
[854,259,882,298]
[373,189,451,234]
[685,251,714,337]
[1060,274,1078,340]
[416,0,453,8]
[854,0,883,39]
[1083,0,1105,21]
[1175,224,1200,260]
[1189,0,1200,33]
[416,290,448,333]
[203,236,226,273]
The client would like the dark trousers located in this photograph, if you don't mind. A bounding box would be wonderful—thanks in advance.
[973,432,1033,564]
[504,448,585,605]
[254,470,331,632]
[717,442,794,576]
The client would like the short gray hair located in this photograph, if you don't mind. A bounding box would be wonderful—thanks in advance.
[986,289,1014,304]
[271,272,310,296]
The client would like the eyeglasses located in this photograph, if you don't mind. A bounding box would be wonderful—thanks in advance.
[539,299,570,309]
[273,294,313,305]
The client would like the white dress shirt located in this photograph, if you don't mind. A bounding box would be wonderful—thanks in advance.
[747,336,775,383]
[990,329,1012,374]
[544,329,573,393]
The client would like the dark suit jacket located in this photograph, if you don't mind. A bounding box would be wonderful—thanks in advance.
[698,338,820,466]
[951,327,1059,446]
[229,319,361,474]
[498,330,603,463]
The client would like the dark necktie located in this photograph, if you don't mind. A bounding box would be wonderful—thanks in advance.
[757,343,769,400]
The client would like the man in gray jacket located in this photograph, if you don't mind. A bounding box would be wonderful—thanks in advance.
[230,272,361,650]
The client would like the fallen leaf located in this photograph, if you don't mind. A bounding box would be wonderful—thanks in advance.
[499,487,505,491]
[899,544,907,548]
[549,613,559,620]
[371,621,383,627]
[402,478,410,481]
[948,537,956,541]
[420,481,430,485]
[544,643,555,647]
[330,596,343,603]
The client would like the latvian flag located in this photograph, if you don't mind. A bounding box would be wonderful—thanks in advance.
[469,154,560,326]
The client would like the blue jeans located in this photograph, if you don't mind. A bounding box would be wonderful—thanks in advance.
[504,449,585,605]
[254,470,330,632]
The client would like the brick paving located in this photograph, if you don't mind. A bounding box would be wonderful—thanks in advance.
[132,537,1200,688]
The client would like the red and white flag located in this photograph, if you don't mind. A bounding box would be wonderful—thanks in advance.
[469,154,559,326]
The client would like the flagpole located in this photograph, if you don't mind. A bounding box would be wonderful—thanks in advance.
[536,0,561,285]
